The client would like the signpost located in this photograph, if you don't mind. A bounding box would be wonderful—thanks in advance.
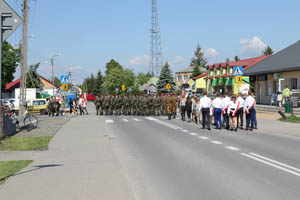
[121,84,125,91]
[115,88,119,94]
[61,84,69,91]
[188,79,195,87]
[235,76,242,83]
[166,83,172,89]
[233,66,244,95]
[0,0,23,136]
[61,75,70,84]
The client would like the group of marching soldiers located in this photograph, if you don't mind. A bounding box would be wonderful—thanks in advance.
[94,94,178,119]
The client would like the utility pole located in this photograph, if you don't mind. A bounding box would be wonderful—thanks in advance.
[19,0,28,116]
[51,57,54,83]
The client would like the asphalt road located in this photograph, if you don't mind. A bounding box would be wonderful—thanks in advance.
[104,114,300,200]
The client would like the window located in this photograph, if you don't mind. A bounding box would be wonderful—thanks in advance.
[291,78,297,89]
[266,79,272,96]
[33,101,39,106]
[184,75,188,80]
[177,75,182,81]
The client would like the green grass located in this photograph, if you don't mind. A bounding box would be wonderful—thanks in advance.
[0,160,33,184]
[0,136,52,151]
[279,115,300,123]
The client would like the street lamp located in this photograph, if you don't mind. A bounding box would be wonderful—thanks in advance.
[51,53,63,84]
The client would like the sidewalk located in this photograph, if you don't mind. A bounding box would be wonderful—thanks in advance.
[0,112,135,199]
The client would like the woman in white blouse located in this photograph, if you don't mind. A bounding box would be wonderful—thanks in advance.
[227,94,240,131]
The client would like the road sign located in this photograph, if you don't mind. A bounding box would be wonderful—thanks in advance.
[61,75,70,84]
[121,84,125,91]
[166,83,172,89]
[128,88,132,92]
[235,76,242,83]
[188,79,195,87]
[0,0,23,41]
[61,84,68,91]
[233,66,243,76]
[115,88,119,93]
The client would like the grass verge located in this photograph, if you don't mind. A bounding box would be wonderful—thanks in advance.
[0,136,52,151]
[0,160,33,184]
[279,115,300,123]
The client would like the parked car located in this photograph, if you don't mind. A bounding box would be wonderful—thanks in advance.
[86,93,96,101]
[13,98,48,115]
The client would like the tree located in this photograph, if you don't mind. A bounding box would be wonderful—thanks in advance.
[234,56,240,62]
[105,59,123,76]
[95,70,104,94]
[136,72,152,86]
[190,44,208,76]
[262,46,273,56]
[1,41,20,89]
[26,63,43,89]
[226,58,231,63]
[53,76,61,87]
[157,62,175,93]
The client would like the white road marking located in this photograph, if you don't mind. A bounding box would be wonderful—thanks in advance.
[105,119,114,123]
[146,117,157,121]
[249,153,300,173]
[181,130,189,132]
[226,146,240,151]
[199,136,209,140]
[133,118,142,122]
[146,117,183,130]
[211,141,223,144]
[189,133,198,136]
[241,153,300,177]
[122,119,129,122]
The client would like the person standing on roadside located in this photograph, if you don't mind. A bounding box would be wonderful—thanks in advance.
[185,95,193,122]
[237,93,245,129]
[221,92,230,130]
[282,85,291,104]
[199,91,211,130]
[78,95,84,115]
[245,92,256,131]
[69,98,74,116]
[212,93,222,129]
[228,94,240,131]
[179,95,186,121]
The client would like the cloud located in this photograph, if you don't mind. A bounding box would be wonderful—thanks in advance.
[68,66,83,72]
[204,48,219,62]
[129,54,151,66]
[240,36,267,57]
[170,56,185,65]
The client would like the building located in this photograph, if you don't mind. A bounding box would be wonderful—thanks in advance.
[206,56,269,95]
[175,66,194,90]
[244,41,300,104]
[192,73,208,93]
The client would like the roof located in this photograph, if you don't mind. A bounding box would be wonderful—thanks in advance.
[208,56,269,70]
[192,72,208,80]
[5,76,57,90]
[244,41,300,75]
[176,65,195,73]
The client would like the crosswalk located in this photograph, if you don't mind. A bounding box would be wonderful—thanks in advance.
[105,118,144,123]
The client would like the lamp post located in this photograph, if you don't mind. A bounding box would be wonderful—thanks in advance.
[50,53,62,83]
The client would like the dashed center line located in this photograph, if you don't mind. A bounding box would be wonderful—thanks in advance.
[133,118,142,122]
[105,119,114,123]
[211,141,223,145]
[189,133,198,136]
[181,130,189,132]
[122,119,129,122]
[226,146,240,151]
[199,136,209,140]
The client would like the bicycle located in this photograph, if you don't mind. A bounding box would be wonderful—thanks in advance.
[10,106,39,132]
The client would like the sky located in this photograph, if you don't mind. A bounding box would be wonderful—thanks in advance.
[6,0,300,84]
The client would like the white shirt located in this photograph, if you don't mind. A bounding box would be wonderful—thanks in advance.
[199,96,211,110]
[221,96,231,111]
[79,98,83,106]
[180,98,186,106]
[237,97,245,108]
[245,96,256,109]
[212,97,222,109]
[227,101,240,115]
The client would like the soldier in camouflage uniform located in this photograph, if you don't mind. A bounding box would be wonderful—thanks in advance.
[115,95,122,115]
[154,95,161,116]
[103,95,111,115]
[94,96,101,115]
[161,95,167,116]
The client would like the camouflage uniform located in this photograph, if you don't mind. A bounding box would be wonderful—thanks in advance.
[95,96,101,115]
[103,95,111,115]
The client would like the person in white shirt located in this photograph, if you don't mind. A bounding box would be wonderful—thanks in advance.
[245,92,256,131]
[179,95,186,121]
[221,92,231,130]
[212,93,222,129]
[79,96,84,115]
[237,93,245,129]
[192,96,201,125]
[199,91,211,130]
[227,94,240,131]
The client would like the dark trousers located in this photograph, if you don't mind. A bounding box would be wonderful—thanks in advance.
[214,108,222,128]
[79,105,84,115]
[223,112,229,129]
[181,105,186,120]
[202,108,210,128]
[246,107,256,129]
[186,105,192,119]
[237,108,244,127]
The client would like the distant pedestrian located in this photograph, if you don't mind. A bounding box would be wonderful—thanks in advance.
[79,96,84,115]
[245,92,256,131]
[179,95,186,121]
[69,98,73,115]
[82,98,88,115]
[213,93,222,129]
[237,93,245,129]
[228,94,240,131]
[199,91,211,130]
[193,97,201,124]
[221,92,230,130]
[282,85,291,104]
[185,95,193,122]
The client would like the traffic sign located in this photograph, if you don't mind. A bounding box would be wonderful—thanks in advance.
[61,75,70,84]
[235,76,242,83]
[121,84,125,91]
[233,66,243,76]
[128,88,132,92]
[166,83,172,89]
[115,88,119,93]
[188,79,195,87]
[61,84,68,91]
[0,0,23,41]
